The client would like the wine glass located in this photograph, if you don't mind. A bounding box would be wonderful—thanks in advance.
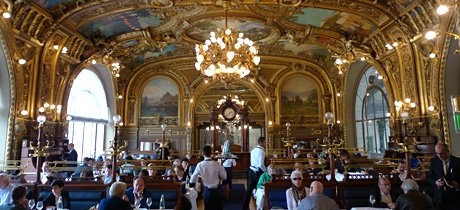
[135,199,142,209]
[369,195,376,208]
[146,198,152,209]
[28,199,35,209]
[36,201,43,210]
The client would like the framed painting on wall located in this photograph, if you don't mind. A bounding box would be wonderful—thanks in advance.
[280,76,320,124]
[141,76,179,119]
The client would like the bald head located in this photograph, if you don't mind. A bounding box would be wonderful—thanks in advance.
[435,142,450,161]
[310,181,324,194]
[0,173,10,189]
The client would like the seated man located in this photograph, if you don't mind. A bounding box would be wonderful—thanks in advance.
[0,173,14,206]
[297,181,339,210]
[124,176,152,208]
[72,157,94,177]
[99,182,132,210]
[370,177,401,209]
[0,186,28,210]
[121,156,135,176]
[395,179,435,210]
[103,165,119,184]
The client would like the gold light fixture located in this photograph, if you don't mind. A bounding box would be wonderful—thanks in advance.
[425,30,460,54]
[194,2,260,83]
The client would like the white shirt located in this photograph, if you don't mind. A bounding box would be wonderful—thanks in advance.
[190,158,227,188]
[0,183,14,206]
[250,146,266,172]
[223,159,236,168]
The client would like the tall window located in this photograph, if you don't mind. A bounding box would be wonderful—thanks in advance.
[355,67,391,153]
[67,69,108,161]
[0,44,11,159]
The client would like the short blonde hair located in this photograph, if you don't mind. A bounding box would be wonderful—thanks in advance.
[109,182,127,197]
[290,170,303,180]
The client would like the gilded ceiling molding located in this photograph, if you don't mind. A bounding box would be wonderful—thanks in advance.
[12,3,54,44]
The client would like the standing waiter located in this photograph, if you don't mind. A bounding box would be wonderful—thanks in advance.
[242,137,266,210]
[427,142,460,210]
[190,145,227,210]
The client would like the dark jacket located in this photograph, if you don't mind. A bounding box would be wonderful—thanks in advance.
[427,155,460,209]
[394,190,435,210]
[99,196,132,210]
[124,187,152,209]
[370,187,401,208]
[43,191,71,209]
[0,202,28,210]
[68,150,78,162]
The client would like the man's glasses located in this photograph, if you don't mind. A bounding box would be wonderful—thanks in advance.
[292,178,302,181]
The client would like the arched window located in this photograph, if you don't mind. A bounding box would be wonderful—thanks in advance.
[67,69,108,160]
[355,67,390,153]
[0,42,10,159]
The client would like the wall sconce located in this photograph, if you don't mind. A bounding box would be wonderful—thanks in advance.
[425,30,460,54]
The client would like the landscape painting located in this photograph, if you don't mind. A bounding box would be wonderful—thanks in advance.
[141,77,178,117]
[281,77,319,116]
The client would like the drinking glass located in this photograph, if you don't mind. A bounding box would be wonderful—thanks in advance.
[36,201,44,210]
[369,195,376,208]
[146,198,152,209]
[135,199,141,209]
[28,199,35,209]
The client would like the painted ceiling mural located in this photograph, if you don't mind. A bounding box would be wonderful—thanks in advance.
[292,8,377,37]
[28,1,401,73]
[184,18,274,42]
[78,9,163,39]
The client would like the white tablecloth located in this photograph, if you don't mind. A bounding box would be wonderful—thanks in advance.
[184,187,198,210]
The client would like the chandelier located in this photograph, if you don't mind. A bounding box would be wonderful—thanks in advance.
[194,8,260,82]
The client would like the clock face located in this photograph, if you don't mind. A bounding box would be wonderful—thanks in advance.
[223,107,236,120]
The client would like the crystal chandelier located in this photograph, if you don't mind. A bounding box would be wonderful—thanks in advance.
[194,9,260,82]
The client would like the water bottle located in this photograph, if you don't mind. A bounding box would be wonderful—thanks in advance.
[186,176,190,189]
[57,196,63,210]
[159,194,165,210]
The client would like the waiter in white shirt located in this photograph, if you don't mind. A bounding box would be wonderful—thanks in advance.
[190,145,227,210]
[242,137,266,210]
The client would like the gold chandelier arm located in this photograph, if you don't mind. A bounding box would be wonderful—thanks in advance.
[444,32,460,40]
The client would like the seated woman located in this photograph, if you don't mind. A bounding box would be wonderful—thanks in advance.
[43,180,71,209]
[255,164,277,210]
[286,171,310,210]
[41,161,61,184]
[173,165,193,210]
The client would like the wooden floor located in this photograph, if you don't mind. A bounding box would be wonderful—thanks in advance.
[196,179,257,210]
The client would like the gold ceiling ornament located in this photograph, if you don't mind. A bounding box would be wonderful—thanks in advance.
[277,0,305,7]
[194,1,260,83]
[100,53,121,78]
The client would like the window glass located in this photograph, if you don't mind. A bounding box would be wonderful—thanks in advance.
[355,67,390,153]
[67,69,108,161]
